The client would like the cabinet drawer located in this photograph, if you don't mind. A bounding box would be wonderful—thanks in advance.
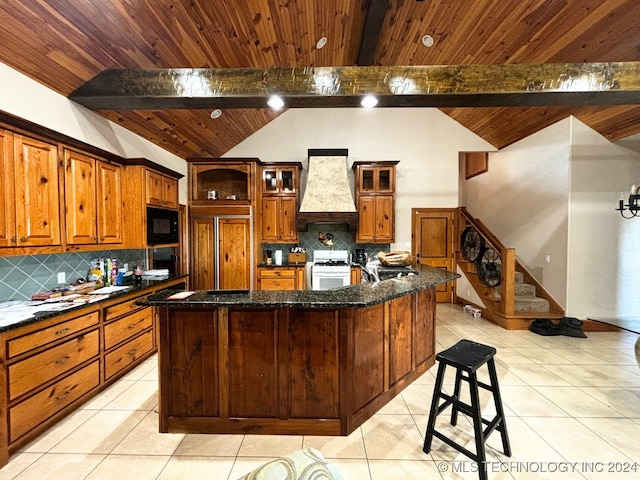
[7,311,99,358]
[259,268,295,278]
[8,330,99,401]
[9,361,100,443]
[104,329,154,380]
[104,307,152,350]
[104,296,145,321]
[259,278,296,290]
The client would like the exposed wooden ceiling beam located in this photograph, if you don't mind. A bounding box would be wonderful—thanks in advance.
[70,63,640,110]
[356,0,390,66]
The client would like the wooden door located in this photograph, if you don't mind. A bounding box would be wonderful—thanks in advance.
[191,218,214,290]
[162,176,178,209]
[65,150,97,244]
[0,129,16,247]
[356,196,376,242]
[96,161,123,244]
[412,208,456,303]
[218,217,251,290]
[261,197,279,242]
[374,195,394,242]
[145,169,163,206]
[279,196,298,242]
[14,135,60,246]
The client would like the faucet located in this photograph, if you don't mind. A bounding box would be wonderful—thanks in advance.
[358,262,380,285]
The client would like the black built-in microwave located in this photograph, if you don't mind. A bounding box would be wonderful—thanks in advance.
[147,206,179,245]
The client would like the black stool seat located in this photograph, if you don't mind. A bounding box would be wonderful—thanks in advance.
[423,339,511,480]
[436,339,497,373]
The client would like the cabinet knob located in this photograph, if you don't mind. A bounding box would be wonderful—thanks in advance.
[10,237,16,243]
[19,236,26,243]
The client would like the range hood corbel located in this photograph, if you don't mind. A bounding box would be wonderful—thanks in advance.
[296,212,359,232]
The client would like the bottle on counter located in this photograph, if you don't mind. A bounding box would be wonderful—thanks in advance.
[111,259,118,286]
[134,265,143,286]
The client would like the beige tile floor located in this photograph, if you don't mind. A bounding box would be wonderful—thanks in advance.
[1,304,639,479]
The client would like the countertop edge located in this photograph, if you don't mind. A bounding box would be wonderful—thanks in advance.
[142,266,459,309]
[0,275,188,333]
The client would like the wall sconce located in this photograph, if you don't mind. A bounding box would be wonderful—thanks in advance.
[616,184,640,218]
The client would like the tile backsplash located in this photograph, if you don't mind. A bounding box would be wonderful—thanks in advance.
[0,249,147,301]
[262,223,389,263]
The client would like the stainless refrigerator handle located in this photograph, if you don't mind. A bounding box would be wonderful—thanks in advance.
[214,216,220,289]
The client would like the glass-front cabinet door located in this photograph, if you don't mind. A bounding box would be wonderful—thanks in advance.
[262,166,298,194]
[358,166,395,194]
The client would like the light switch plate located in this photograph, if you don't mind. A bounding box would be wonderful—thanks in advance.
[57,272,66,284]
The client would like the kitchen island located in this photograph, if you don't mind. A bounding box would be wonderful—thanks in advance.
[143,265,458,436]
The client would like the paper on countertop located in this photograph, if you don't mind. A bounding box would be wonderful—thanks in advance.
[0,301,80,326]
[143,269,169,276]
[89,285,131,294]
[165,291,195,300]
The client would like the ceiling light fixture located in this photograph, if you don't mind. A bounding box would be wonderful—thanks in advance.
[360,95,378,108]
[210,109,222,119]
[422,35,434,47]
[616,184,640,218]
[316,37,327,49]
[267,95,285,110]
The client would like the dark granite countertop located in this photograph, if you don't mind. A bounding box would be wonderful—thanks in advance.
[142,265,459,309]
[0,275,188,333]
[256,262,307,268]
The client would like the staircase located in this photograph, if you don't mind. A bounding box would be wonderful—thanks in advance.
[456,208,564,330]
[495,271,550,312]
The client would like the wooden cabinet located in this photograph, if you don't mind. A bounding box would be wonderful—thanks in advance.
[257,267,306,290]
[8,330,99,401]
[262,166,298,194]
[191,216,252,290]
[260,163,301,243]
[188,159,259,291]
[0,130,61,248]
[189,161,254,204]
[103,294,155,380]
[0,277,187,465]
[64,149,123,246]
[261,196,297,242]
[356,195,394,242]
[122,163,182,248]
[353,162,398,243]
[351,266,362,285]
[0,129,14,247]
[155,287,436,436]
[146,169,178,209]
[3,307,101,447]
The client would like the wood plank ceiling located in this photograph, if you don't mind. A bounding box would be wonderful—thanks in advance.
[0,0,639,159]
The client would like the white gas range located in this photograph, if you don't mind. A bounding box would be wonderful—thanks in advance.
[311,250,351,290]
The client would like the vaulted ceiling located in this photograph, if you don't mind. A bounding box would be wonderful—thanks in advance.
[0,0,639,159]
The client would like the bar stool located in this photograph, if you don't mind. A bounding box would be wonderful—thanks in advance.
[423,339,511,480]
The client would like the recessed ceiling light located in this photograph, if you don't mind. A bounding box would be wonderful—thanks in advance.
[316,36,327,49]
[267,95,285,110]
[422,35,434,47]
[360,95,378,108]
[210,109,222,119]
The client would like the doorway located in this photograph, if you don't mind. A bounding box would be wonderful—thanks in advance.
[412,208,456,303]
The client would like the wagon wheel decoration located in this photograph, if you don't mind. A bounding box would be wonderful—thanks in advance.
[460,226,485,262]
[476,247,502,287]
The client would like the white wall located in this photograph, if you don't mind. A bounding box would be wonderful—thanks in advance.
[568,119,640,318]
[461,119,572,308]
[0,62,188,203]
[225,107,494,248]
[460,116,640,318]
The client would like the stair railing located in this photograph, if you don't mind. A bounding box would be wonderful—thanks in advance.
[458,208,515,318]
[458,207,564,319]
